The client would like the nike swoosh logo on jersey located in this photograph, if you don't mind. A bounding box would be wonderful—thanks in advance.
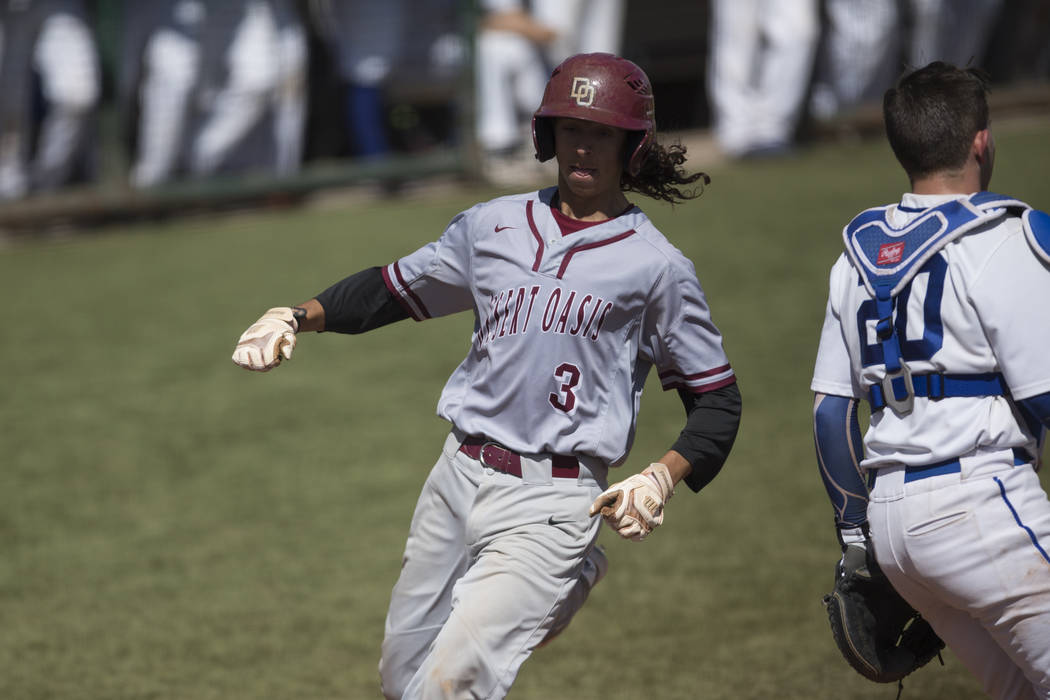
[547,516,570,526]
[494,225,515,232]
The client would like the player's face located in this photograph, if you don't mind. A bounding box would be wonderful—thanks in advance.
[552,118,627,200]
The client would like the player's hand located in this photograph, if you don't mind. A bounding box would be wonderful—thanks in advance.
[588,463,674,541]
[836,527,868,574]
[231,307,298,371]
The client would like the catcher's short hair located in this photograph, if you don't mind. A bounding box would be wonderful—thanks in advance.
[531,52,655,177]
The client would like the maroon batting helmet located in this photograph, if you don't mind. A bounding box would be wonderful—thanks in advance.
[532,53,656,176]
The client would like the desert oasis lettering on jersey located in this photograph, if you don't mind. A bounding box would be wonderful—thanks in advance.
[476,285,613,347]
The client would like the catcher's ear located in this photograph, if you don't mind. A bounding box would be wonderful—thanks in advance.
[972,128,989,159]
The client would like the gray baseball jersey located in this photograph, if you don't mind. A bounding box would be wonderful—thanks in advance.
[382,186,735,466]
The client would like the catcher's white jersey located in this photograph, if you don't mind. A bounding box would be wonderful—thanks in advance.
[812,192,1050,468]
[383,187,734,466]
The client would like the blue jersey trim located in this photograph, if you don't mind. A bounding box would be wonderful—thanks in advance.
[1023,209,1050,264]
[994,476,1050,565]
[903,449,1030,482]
[969,191,1028,210]
[903,459,961,482]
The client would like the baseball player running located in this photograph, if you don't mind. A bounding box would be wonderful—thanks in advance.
[232,52,741,699]
[812,61,1050,698]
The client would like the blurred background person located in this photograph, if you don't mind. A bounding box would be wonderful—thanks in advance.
[0,0,100,200]
[122,0,306,189]
[305,0,405,161]
[121,0,202,189]
[809,0,1005,122]
[474,0,626,184]
[706,0,820,159]
[189,0,307,178]
[532,0,626,64]
[473,0,557,182]
[907,0,1003,67]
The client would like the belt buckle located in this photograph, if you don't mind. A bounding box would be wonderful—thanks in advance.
[881,363,914,415]
[480,441,509,472]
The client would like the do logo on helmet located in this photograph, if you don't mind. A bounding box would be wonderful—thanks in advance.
[570,77,595,106]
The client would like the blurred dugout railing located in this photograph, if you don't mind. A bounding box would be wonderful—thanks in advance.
[0,0,479,234]
[0,0,1048,236]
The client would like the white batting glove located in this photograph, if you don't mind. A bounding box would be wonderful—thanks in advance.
[588,463,674,541]
[231,307,298,372]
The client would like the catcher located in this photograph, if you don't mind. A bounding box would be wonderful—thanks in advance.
[812,61,1050,698]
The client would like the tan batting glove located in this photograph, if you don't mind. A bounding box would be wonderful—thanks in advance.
[588,463,674,541]
[231,307,298,372]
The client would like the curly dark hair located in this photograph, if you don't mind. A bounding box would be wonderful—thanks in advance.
[621,140,710,204]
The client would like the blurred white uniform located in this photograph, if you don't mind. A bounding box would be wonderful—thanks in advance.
[475,0,624,157]
[707,0,819,157]
[810,0,1004,119]
[191,0,307,177]
[532,0,625,65]
[306,0,406,158]
[0,0,99,199]
[128,0,203,189]
[130,0,306,188]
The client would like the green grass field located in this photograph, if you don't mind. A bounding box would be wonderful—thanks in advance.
[3,119,1049,699]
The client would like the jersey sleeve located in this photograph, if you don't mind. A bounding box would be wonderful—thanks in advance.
[969,228,1050,400]
[811,256,861,398]
[643,256,735,393]
[381,210,476,320]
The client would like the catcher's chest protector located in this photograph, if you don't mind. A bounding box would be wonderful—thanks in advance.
[842,192,1031,414]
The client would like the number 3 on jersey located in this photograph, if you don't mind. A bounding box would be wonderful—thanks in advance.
[856,255,947,367]
[550,362,581,412]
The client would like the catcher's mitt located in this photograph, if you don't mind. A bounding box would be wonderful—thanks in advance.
[823,543,944,683]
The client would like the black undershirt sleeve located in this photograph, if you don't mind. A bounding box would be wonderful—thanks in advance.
[672,381,742,493]
[314,267,410,334]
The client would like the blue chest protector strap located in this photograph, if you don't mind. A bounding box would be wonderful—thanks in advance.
[1023,209,1050,265]
[843,191,1030,414]
[867,372,1008,411]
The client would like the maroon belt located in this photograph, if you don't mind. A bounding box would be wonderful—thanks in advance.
[458,437,580,479]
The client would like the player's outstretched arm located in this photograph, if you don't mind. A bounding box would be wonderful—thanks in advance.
[231,265,413,371]
[231,299,324,372]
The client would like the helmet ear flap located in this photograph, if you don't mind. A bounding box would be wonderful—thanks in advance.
[535,118,652,174]
[625,130,653,176]
[532,116,555,163]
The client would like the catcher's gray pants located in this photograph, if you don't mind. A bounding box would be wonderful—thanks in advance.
[869,449,1050,699]
[379,429,607,699]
